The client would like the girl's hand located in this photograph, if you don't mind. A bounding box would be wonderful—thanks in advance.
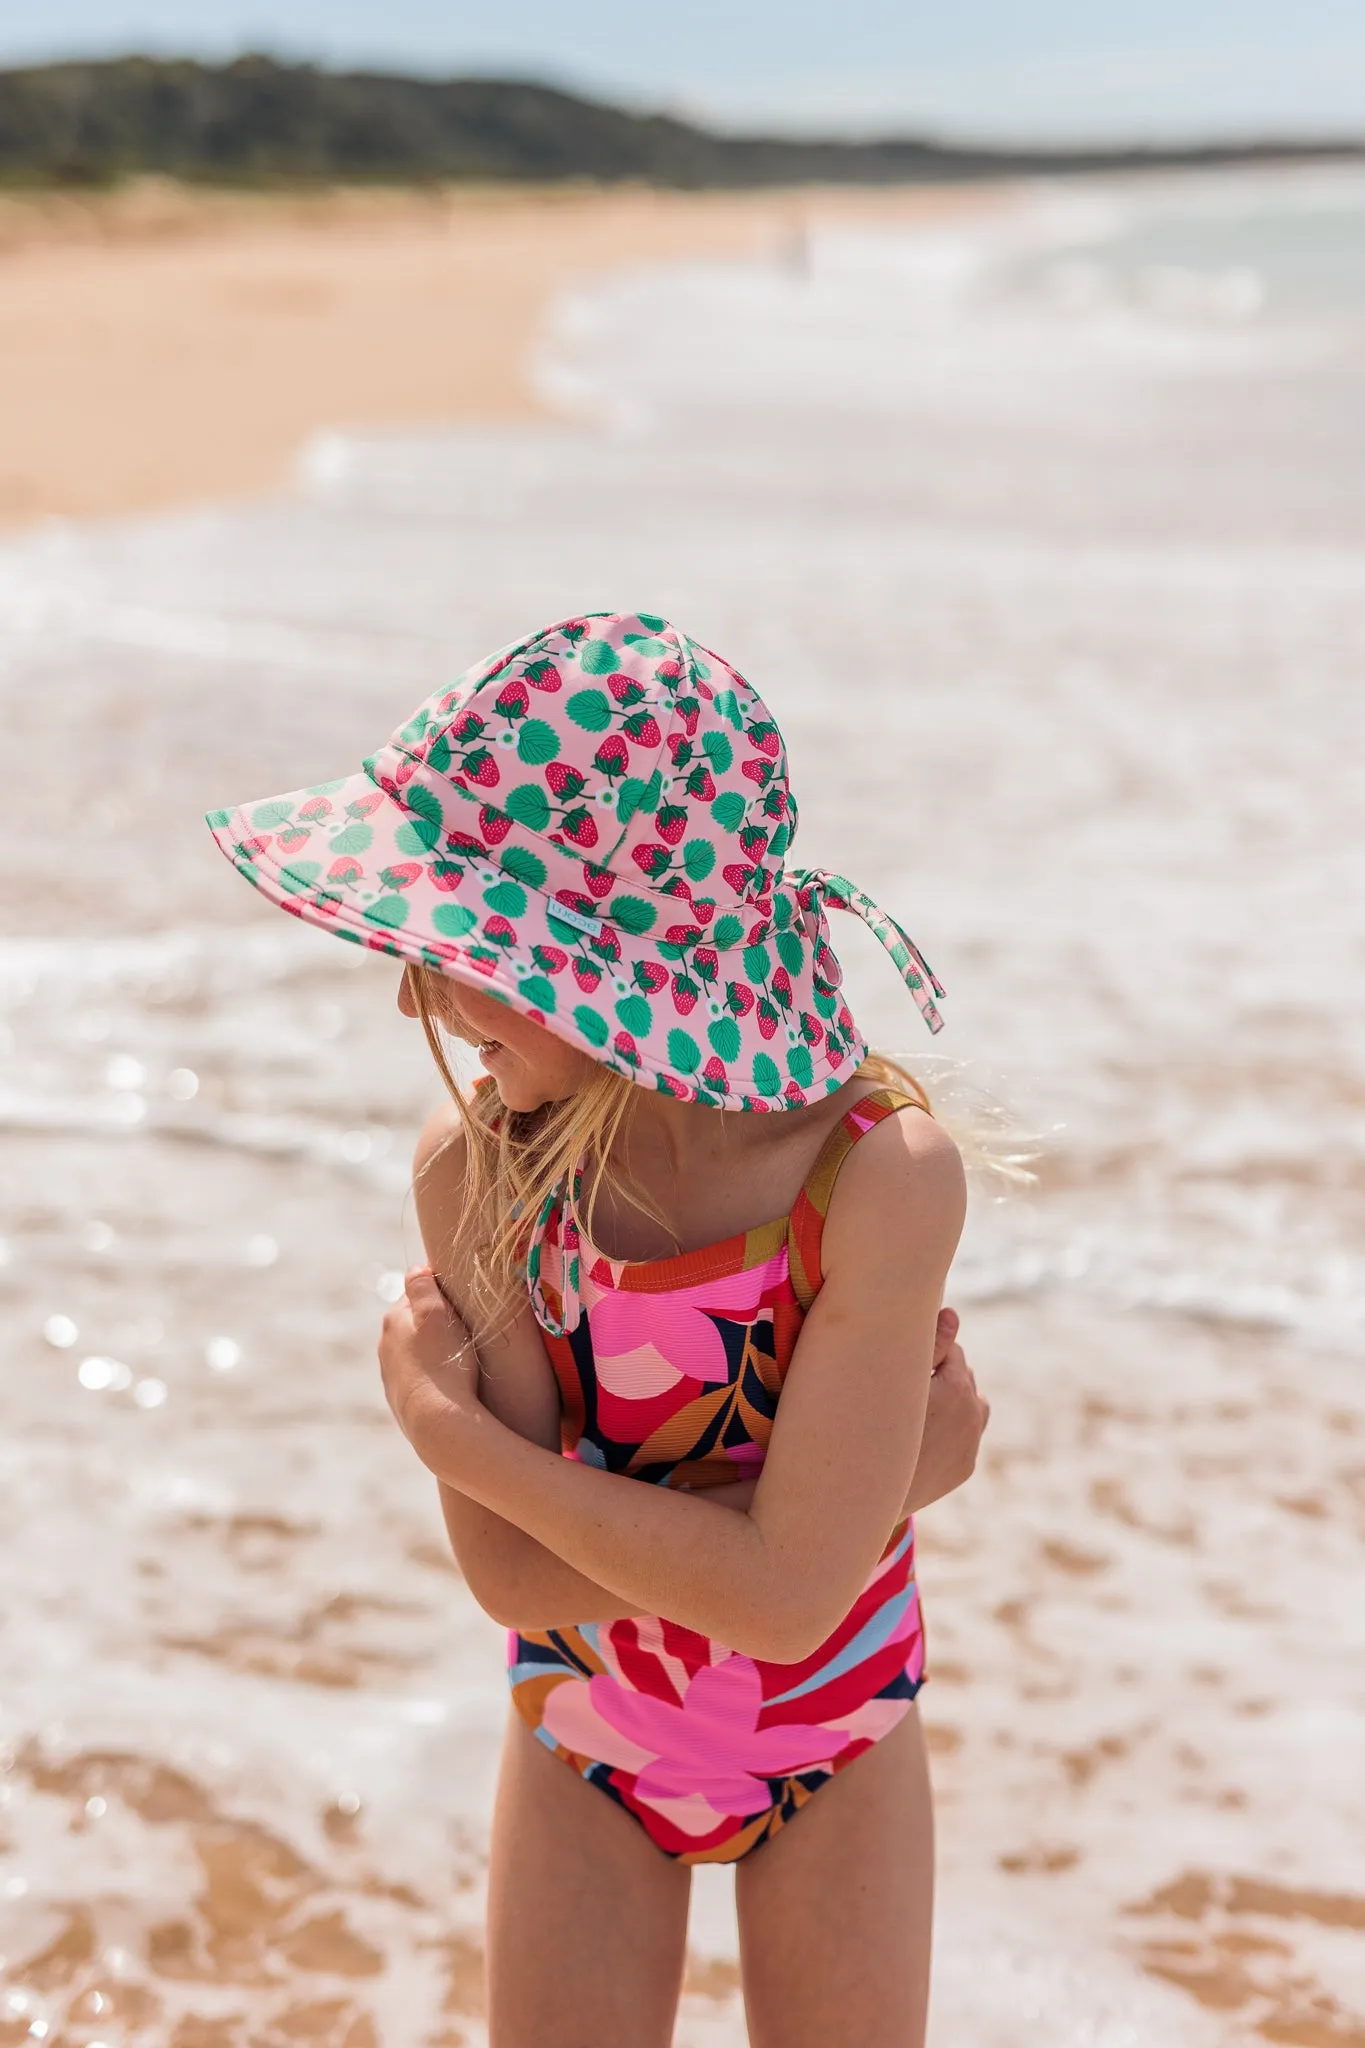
[379,1266,478,1466]
[906,1306,990,1513]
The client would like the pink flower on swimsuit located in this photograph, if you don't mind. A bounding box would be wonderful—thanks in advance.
[508,1088,930,1864]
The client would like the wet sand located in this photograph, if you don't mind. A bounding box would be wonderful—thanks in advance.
[0,177,989,528]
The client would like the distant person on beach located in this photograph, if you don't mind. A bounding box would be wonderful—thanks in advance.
[208,610,988,2047]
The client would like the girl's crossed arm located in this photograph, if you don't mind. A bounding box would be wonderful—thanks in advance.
[390,1105,966,1664]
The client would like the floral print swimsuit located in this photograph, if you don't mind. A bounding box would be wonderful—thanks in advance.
[508,1087,928,1864]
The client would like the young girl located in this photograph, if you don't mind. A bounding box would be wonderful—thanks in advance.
[208,611,988,2047]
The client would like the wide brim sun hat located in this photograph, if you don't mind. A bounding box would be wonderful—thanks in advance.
[207,611,943,1114]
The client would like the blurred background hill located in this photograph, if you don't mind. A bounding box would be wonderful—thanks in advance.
[0,54,1360,189]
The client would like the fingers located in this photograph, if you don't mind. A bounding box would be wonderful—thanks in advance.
[404,1266,450,1324]
[933,1305,961,1367]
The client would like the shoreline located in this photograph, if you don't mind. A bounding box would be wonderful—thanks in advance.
[0,176,1002,531]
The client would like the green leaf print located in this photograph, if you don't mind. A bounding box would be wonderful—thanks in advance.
[578,640,619,676]
[483,881,528,918]
[566,687,613,732]
[622,635,669,655]
[607,894,657,935]
[701,731,733,773]
[432,903,477,937]
[365,896,409,929]
[503,784,551,831]
[711,914,744,949]
[615,994,652,1035]
[277,861,321,895]
[516,718,559,765]
[306,778,348,796]
[329,824,374,855]
[251,800,293,829]
[519,975,557,1013]
[682,838,716,882]
[426,734,452,775]
[711,688,742,730]
[707,1017,741,1061]
[787,1045,814,1087]
[667,1028,701,1074]
[617,769,662,826]
[710,791,745,831]
[405,783,442,826]
[206,808,231,829]
[574,1005,609,1047]
[636,613,667,632]
[776,930,805,975]
[752,1053,781,1097]
[742,943,771,981]
[395,818,441,855]
[501,846,548,889]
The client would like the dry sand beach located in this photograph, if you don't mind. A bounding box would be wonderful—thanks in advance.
[0,178,984,527]
[2,168,1365,2047]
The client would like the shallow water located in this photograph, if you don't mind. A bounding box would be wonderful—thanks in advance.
[2,168,1364,2045]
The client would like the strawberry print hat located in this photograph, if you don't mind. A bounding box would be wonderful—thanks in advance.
[206,611,943,1115]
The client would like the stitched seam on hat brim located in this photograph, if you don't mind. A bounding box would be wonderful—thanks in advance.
[215,805,862,1112]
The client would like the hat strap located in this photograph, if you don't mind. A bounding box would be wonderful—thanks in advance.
[525,1167,584,1339]
[789,868,946,1035]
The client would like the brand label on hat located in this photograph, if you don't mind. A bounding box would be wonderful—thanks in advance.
[548,899,604,939]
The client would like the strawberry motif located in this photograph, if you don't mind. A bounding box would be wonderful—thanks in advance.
[350,791,386,818]
[533,944,568,973]
[654,803,688,845]
[298,796,333,821]
[494,678,529,718]
[451,710,486,741]
[239,835,271,859]
[558,808,599,848]
[722,863,756,896]
[461,749,500,788]
[479,806,513,844]
[581,863,614,898]
[327,856,363,883]
[591,928,622,963]
[757,998,780,1040]
[772,965,793,1004]
[691,899,715,925]
[594,735,629,777]
[608,673,647,706]
[741,756,772,785]
[623,711,661,747]
[703,1056,728,1086]
[632,843,672,879]
[692,947,718,983]
[613,1030,641,1066]
[483,915,516,946]
[739,826,770,860]
[425,861,461,892]
[634,961,668,993]
[800,1010,822,1045]
[675,696,701,737]
[447,830,484,858]
[664,924,702,948]
[379,861,422,891]
[572,959,603,993]
[524,659,562,692]
[747,720,782,758]
[671,975,700,1016]
[545,761,586,800]
[783,1082,806,1107]
[667,733,693,767]
[725,981,755,1018]
[276,826,310,853]
[683,765,716,801]
[655,658,683,683]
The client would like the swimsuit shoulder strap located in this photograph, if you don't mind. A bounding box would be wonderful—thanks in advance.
[787,1087,930,1313]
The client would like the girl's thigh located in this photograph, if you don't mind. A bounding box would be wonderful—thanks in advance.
[735,1703,935,2048]
[485,1708,692,2048]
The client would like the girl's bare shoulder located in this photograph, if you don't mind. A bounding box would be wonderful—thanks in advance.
[823,1103,966,1271]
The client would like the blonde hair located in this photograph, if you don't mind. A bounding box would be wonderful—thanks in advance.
[408,967,1019,1341]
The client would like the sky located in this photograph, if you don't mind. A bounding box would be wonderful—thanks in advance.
[3,0,1364,146]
